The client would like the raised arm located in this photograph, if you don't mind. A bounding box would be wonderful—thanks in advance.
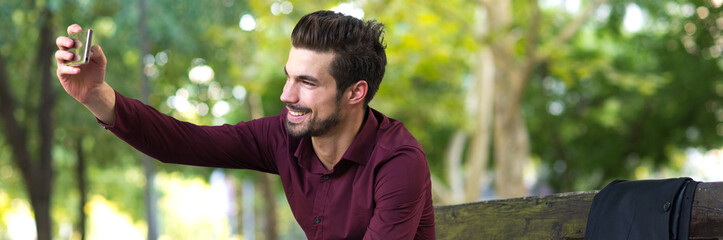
[54,24,280,172]
[55,24,116,124]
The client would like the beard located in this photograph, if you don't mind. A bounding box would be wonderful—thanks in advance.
[285,101,343,138]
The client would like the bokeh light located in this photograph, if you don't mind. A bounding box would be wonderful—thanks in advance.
[4,200,36,240]
[239,14,256,31]
[713,0,723,8]
[232,85,247,101]
[271,1,294,15]
[188,65,215,84]
[623,3,644,33]
[331,2,364,19]
[212,101,231,117]
[155,51,168,66]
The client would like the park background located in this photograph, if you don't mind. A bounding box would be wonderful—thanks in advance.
[1,0,722,239]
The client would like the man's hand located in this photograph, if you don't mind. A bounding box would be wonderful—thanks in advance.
[55,24,116,124]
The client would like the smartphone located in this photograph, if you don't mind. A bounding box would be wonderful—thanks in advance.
[65,29,93,66]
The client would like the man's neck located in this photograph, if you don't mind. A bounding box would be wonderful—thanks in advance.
[312,106,366,170]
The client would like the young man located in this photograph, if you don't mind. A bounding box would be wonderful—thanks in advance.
[55,10,435,239]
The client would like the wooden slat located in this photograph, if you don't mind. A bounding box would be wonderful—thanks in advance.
[691,182,723,239]
[434,191,597,240]
[434,182,723,240]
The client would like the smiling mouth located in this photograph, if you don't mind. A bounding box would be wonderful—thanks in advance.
[288,109,309,116]
[286,105,311,119]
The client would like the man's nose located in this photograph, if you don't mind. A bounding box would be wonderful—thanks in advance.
[280,80,298,104]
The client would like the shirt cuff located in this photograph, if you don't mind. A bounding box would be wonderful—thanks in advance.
[96,118,113,129]
[95,90,123,130]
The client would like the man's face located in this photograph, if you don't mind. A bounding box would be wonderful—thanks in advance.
[281,47,344,138]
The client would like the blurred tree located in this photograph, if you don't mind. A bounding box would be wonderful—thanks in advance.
[367,0,606,202]
[476,0,606,198]
[528,0,723,192]
[137,0,160,238]
[369,0,722,203]
[0,2,57,239]
[3,0,722,238]
[365,0,477,204]
[75,137,87,240]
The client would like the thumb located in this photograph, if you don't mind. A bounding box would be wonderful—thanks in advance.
[89,45,107,66]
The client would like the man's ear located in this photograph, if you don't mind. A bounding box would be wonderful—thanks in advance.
[347,80,368,105]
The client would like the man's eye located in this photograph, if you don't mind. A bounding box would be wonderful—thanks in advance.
[303,81,315,86]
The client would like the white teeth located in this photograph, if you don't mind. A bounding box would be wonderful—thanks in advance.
[289,110,307,116]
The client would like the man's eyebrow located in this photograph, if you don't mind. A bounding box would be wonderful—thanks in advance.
[298,75,319,83]
[283,66,320,83]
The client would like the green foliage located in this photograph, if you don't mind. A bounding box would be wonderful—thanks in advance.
[368,0,477,173]
[527,0,723,191]
[1,0,722,238]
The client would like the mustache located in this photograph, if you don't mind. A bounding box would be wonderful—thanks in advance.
[286,104,311,112]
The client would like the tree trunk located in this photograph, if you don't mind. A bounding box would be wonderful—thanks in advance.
[478,0,604,198]
[0,7,56,240]
[235,177,244,238]
[430,0,607,202]
[76,137,87,240]
[476,0,530,199]
[30,195,52,240]
[492,74,530,198]
[138,0,159,238]
[34,7,56,240]
[446,131,466,204]
[35,8,58,240]
[463,4,497,200]
[427,7,497,204]
[248,93,278,239]
[258,173,278,240]
[242,179,256,240]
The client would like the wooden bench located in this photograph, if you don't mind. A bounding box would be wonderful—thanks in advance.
[434,182,723,239]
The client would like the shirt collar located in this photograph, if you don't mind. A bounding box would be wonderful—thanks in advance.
[340,107,378,165]
[292,107,378,170]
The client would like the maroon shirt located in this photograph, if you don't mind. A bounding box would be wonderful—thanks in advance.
[101,91,435,239]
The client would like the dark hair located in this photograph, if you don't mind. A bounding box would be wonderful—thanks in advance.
[291,10,386,105]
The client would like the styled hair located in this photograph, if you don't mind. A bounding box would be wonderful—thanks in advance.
[291,10,387,105]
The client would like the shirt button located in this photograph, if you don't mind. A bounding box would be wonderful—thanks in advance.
[314,217,321,224]
[322,175,330,180]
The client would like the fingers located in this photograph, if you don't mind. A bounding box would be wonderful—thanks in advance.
[55,49,75,63]
[57,64,81,75]
[67,24,82,34]
[55,50,80,75]
[56,24,85,77]
[56,36,75,50]
[58,24,82,50]
[89,45,107,65]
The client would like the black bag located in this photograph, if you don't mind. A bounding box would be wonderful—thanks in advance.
[584,177,699,240]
